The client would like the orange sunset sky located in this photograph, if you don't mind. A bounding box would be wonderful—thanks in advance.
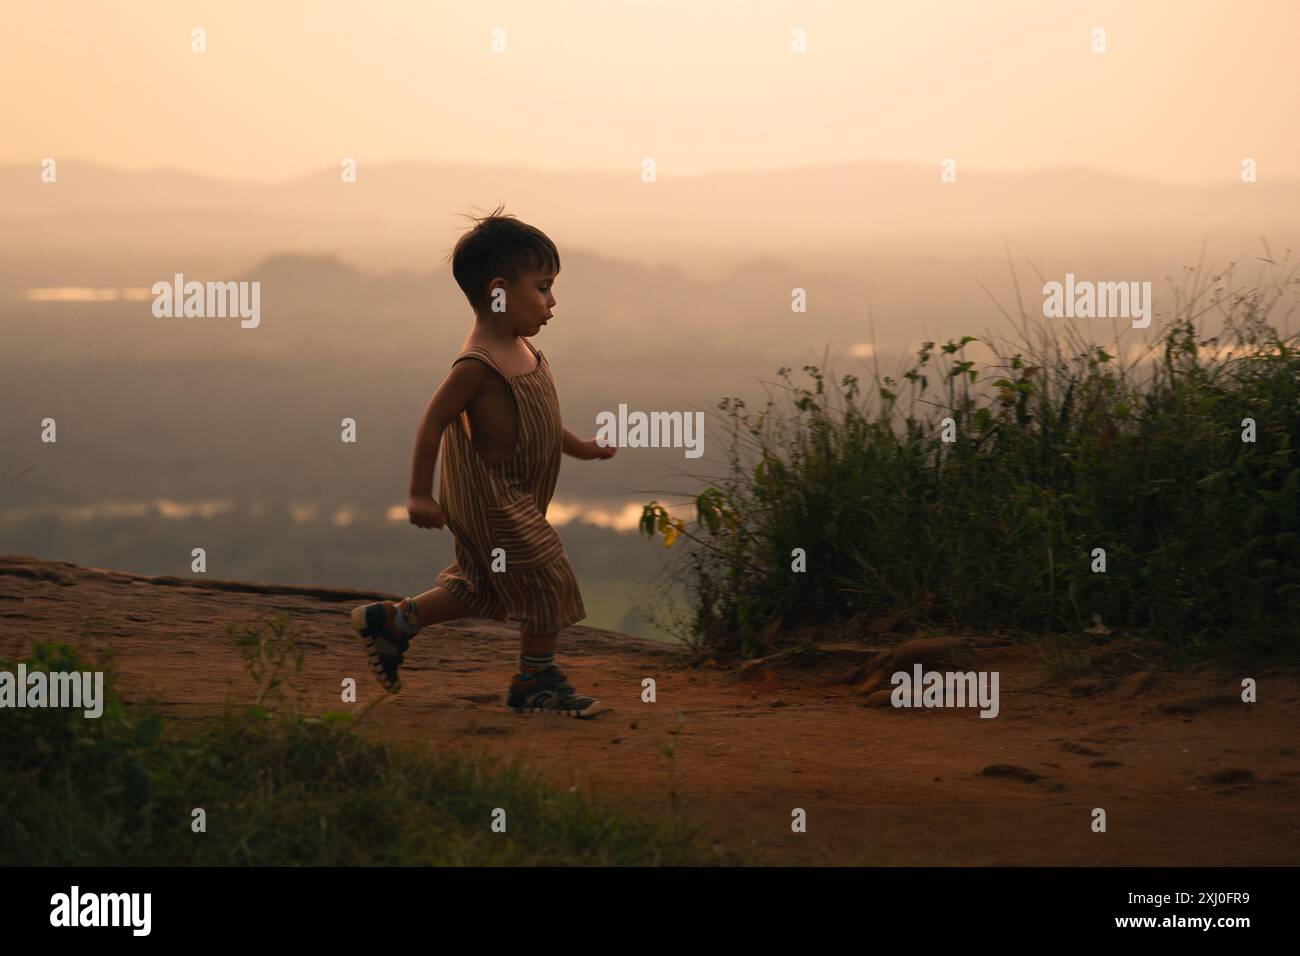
[4,0,1299,185]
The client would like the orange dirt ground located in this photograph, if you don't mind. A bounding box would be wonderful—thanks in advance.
[3,556,1298,865]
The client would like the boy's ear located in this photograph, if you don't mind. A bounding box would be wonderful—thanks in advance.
[483,276,507,308]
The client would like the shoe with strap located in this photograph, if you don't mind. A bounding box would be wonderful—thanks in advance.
[350,601,412,693]
[507,664,608,718]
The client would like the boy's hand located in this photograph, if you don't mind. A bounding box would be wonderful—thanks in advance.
[408,494,447,529]
[586,438,617,460]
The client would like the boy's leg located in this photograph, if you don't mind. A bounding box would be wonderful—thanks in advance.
[409,585,474,630]
[350,586,473,693]
[518,630,558,673]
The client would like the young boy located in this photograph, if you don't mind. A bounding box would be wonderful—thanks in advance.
[350,206,616,718]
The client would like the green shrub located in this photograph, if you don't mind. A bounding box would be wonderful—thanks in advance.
[643,264,1300,661]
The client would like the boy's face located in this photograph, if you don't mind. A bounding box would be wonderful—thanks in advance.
[486,267,556,337]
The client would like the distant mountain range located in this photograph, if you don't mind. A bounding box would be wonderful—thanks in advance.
[2,160,1296,285]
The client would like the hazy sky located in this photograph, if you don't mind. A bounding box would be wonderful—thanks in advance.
[5,0,1299,185]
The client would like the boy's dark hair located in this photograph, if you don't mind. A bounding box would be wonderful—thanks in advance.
[447,204,561,314]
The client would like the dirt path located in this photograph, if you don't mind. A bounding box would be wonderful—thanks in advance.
[3,555,1298,865]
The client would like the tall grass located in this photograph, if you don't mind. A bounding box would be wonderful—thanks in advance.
[642,255,1300,661]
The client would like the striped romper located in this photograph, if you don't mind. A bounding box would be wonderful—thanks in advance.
[434,337,587,637]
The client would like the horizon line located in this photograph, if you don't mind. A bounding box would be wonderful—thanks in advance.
[2,156,1290,191]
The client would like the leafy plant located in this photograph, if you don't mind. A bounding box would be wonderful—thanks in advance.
[641,254,1300,662]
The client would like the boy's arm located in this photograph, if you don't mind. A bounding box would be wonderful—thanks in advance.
[562,425,616,460]
[409,361,490,497]
[561,427,588,458]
